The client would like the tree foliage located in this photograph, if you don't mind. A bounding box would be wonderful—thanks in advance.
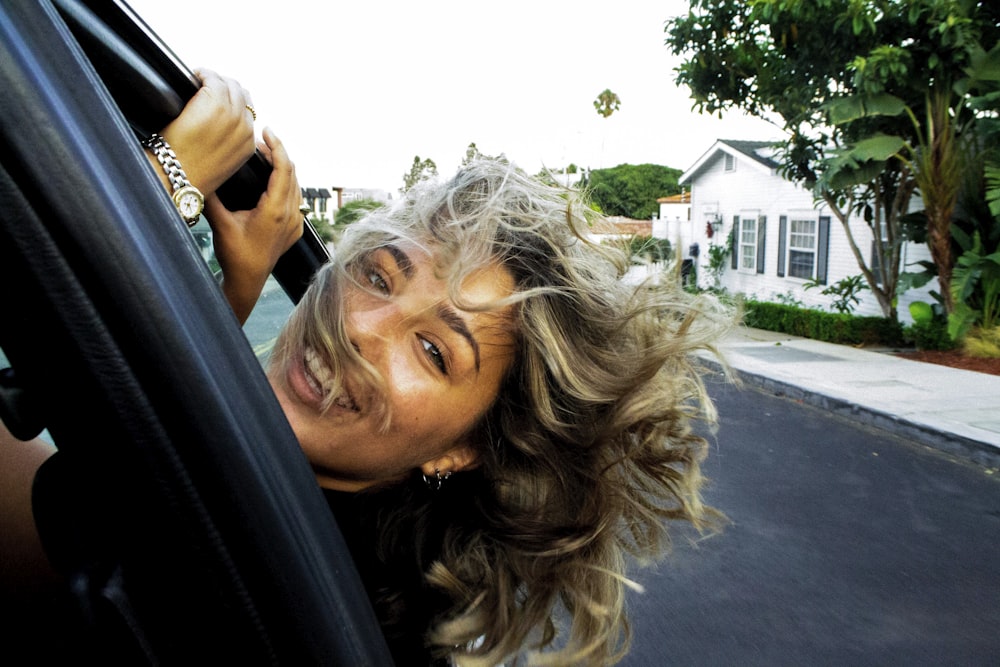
[593,89,621,118]
[584,163,681,219]
[401,155,438,194]
[462,142,507,166]
[666,0,1000,321]
[334,198,385,228]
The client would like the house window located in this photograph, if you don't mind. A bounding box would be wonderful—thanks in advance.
[724,154,735,172]
[739,216,757,271]
[787,217,817,279]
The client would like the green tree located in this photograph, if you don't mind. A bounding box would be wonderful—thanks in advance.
[401,155,438,194]
[593,89,621,118]
[585,164,681,219]
[333,198,385,239]
[666,0,1000,322]
[306,214,333,244]
[462,142,507,166]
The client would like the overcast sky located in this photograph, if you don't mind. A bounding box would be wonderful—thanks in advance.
[126,0,780,194]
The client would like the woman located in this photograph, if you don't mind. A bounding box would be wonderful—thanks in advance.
[256,161,731,665]
[2,73,731,665]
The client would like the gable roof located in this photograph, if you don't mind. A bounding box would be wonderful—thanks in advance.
[680,139,782,184]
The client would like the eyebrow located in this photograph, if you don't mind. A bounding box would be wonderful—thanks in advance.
[386,243,482,373]
[437,304,481,373]
[384,244,414,279]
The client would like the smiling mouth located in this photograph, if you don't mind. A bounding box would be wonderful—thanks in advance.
[304,347,359,412]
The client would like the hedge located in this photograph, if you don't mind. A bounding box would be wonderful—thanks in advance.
[743,300,905,347]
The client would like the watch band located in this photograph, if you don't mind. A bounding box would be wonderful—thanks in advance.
[141,133,204,226]
[142,133,193,193]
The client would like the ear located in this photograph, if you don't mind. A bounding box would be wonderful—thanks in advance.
[419,442,480,478]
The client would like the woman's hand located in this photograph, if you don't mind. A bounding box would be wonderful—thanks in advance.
[157,68,257,195]
[205,127,304,324]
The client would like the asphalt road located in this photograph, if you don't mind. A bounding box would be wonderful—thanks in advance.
[622,377,1000,666]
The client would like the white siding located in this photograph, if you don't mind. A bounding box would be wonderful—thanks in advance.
[686,149,936,323]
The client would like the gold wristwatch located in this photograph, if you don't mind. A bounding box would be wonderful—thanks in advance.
[142,133,204,226]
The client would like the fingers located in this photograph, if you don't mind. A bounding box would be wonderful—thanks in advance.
[191,67,255,139]
[164,68,257,194]
[262,128,299,207]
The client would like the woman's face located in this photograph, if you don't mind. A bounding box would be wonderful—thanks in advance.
[268,243,517,491]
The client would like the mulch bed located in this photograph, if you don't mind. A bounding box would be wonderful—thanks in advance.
[895,349,1000,376]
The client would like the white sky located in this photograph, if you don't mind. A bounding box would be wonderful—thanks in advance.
[126,0,780,195]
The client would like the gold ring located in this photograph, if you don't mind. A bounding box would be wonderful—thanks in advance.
[299,203,311,215]
[246,104,257,121]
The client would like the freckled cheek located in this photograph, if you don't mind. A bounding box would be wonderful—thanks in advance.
[381,356,438,429]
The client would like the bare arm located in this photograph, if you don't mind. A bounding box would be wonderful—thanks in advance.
[205,127,304,324]
[0,421,59,597]
[143,68,257,196]
[142,70,303,324]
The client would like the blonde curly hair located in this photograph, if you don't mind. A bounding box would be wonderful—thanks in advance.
[271,159,731,665]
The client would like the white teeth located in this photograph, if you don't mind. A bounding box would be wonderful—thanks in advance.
[304,347,359,411]
[304,347,332,397]
[334,394,358,411]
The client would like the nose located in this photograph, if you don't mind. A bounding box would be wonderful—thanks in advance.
[346,301,397,367]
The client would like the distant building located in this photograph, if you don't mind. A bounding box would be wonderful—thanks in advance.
[589,216,652,241]
[299,187,393,219]
[655,190,691,240]
[341,188,392,205]
[300,187,339,219]
[679,139,934,321]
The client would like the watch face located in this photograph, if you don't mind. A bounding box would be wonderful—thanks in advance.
[173,185,204,224]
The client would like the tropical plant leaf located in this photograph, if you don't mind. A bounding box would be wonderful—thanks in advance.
[825,93,908,125]
[848,134,907,161]
[985,162,1000,218]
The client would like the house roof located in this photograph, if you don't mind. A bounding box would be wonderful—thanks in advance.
[680,139,781,184]
[656,191,690,204]
[590,216,652,236]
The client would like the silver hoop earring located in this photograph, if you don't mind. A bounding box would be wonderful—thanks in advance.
[422,468,452,491]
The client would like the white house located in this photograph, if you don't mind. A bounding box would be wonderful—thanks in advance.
[677,139,935,322]
[655,191,691,240]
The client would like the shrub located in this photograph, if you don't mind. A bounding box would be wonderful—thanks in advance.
[904,300,958,351]
[904,318,959,351]
[743,299,904,346]
[964,326,1000,358]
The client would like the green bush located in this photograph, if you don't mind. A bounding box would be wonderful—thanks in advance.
[743,299,905,346]
[965,326,1000,358]
[903,315,959,351]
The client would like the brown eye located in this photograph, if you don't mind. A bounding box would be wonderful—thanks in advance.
[420,337,447,374]
[366,269,389,294]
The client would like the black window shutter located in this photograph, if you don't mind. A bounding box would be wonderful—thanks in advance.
[730,216,740,270]
[756,215,766,274]
[777,215,787,277]
[817,216,831,284]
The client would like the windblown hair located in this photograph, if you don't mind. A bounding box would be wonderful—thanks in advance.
[271,159,732,665]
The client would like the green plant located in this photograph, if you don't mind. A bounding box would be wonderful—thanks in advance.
[772,291,805,308]
[905,300,955,351]
[948,230,1000,341]
[307,214,333,243]
[333,199,385,240]
[804,274,869,314]
[706,234,731,289]
[964,326,1000,358]
[743,299,904,346]
[626,236,672,264]
[904,300,957,351]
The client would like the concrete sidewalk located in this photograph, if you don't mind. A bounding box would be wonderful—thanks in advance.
[702,327,1000,468]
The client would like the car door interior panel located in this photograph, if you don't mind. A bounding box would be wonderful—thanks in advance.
[0,1,392,663]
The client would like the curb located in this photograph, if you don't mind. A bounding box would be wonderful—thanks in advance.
[701,359,1000,470]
